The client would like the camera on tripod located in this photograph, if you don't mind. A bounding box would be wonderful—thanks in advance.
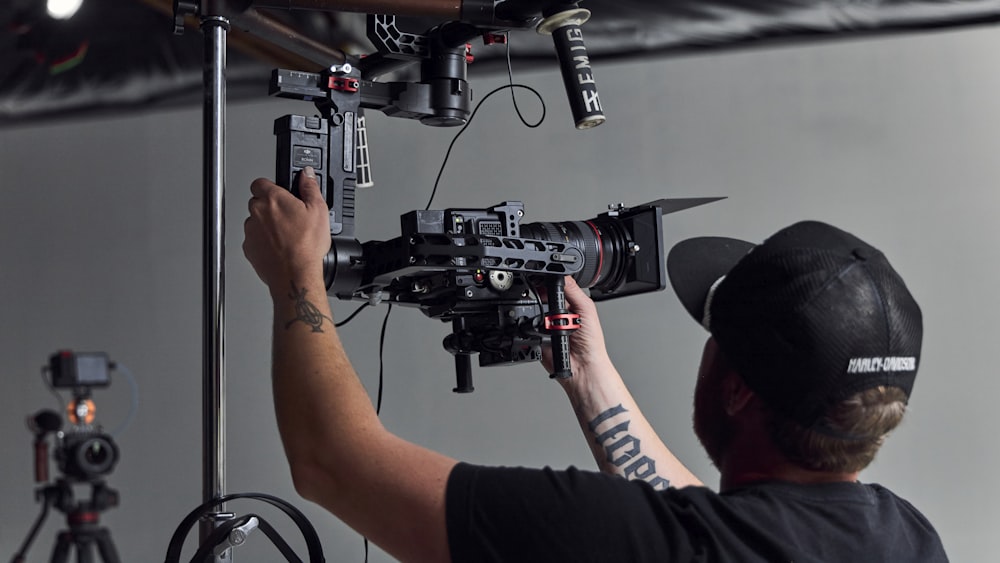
[11,351,124,563]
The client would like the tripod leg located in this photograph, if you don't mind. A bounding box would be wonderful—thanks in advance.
[76,535,96,563]
[93,528,122,563]
[49,531,72,563]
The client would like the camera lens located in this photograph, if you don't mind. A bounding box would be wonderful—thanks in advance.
[521,217,630,294]
[74,435,118,477]
[84,439,109,464]
[59,433,119,481]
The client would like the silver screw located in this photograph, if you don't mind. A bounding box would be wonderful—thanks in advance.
[330,63,353,75]
[229,529,248,546]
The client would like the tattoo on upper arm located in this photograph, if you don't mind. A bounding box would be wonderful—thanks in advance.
[285,283,333,333]
[587,404,670,491]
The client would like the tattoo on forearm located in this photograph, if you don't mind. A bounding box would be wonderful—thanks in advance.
[285,283,333,333]
[587,404,670,490]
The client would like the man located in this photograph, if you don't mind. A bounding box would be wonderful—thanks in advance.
[243,166,947,561]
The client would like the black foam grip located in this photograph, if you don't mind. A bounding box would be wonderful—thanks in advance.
[550,23,605,129]
[546,277,574,379]
[550,332,573,379]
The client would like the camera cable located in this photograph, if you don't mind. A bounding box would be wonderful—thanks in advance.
[335,302,370,328]
[38,359,139,438]
[107,361,139,438]
[424,36,546,211]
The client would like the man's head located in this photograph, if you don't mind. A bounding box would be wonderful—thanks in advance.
[668,221,922,472]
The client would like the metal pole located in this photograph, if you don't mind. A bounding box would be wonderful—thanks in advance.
[201,11,232,562]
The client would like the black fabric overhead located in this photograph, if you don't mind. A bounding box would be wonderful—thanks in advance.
[2,0,999,124]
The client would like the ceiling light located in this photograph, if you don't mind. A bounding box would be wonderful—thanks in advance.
[47,0,84,20]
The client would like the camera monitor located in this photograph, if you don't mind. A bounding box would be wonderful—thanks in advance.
[49,351,111,389]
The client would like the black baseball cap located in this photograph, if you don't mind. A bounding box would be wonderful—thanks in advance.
[667,221,922,429]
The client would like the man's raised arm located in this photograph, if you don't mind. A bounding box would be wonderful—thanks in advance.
[243,167,456,563]
[550,277,704,489]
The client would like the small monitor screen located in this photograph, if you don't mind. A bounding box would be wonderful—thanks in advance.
[74,353,110,385]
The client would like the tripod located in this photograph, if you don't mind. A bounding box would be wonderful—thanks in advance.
[11,479,121,563]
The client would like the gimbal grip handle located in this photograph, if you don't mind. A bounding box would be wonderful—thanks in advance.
[545,277,578,379]
[550,332,573,380]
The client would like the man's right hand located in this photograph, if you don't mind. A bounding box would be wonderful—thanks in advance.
[541,276,613,380]
[243,166,331,297]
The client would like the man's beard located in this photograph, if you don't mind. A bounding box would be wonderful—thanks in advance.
[693,367,734,470]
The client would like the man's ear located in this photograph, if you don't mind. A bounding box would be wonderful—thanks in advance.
[723,373,755,416]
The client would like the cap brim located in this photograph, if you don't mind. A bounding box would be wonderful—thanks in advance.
[667,236,755,327]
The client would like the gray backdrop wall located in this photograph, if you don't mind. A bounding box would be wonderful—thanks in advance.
[1,24,995,562]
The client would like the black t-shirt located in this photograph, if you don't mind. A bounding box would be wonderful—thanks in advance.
[446,463,948,562]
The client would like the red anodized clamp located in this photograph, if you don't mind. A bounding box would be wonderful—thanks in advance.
[328,76,359,92]
[544,312,581,331]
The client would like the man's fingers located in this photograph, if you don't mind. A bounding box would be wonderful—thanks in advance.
[250,177,281,198]
[564,276,582,292]
[562,276,585,302]
[249,172,324,212]
[562,276,597,315]
[297,166,326,207]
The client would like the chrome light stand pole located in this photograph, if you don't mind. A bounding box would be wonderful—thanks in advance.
[199,6,231,561]
[173,1,233,559]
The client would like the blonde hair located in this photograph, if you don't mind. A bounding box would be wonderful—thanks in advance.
[767,386,908,473]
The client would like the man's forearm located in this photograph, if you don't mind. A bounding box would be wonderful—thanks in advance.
[270,279,383,492]
[562,361,704,489]
[269,278,456,562]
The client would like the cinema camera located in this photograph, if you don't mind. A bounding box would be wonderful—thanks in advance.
[270,8,721,392]
[11,351,123,563]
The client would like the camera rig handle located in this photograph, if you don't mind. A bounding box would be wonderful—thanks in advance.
[543,275,580,379]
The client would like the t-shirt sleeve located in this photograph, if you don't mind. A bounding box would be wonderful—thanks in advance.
[445,462,698,563]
